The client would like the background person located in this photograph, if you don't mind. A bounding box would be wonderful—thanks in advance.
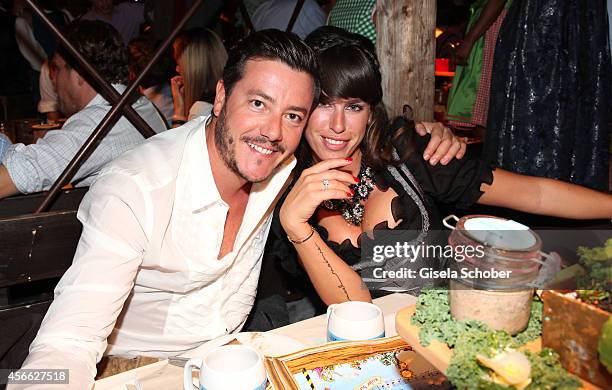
[82,0,146,45]
[485,0,612,191]
[0,20,166,199]
[170,28,227,127]
[252,0,326,39]
[128,37,174,126]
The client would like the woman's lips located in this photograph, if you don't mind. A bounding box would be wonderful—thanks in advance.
[321,135,348,151]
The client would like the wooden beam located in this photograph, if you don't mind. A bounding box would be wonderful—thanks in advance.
[376,0,436,121]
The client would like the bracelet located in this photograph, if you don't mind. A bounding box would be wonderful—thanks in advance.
[287,225,315,245]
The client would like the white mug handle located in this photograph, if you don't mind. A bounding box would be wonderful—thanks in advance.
[326,304,337,339]
[183,358,202,390]
[326,304,337,321]
[442,214,459,230]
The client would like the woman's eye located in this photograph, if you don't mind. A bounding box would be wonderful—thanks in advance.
[347,104,363,112]
[317,103,333,109]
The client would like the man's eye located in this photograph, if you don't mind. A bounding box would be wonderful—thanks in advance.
[250,100,264,109]
[286,113,302,123]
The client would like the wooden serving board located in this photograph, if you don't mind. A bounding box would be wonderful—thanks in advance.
[395,305,600,389]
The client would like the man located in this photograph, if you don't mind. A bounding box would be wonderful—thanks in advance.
[328,0,377,44]
[0,21,166,199]
[13,29,320,389]
[252,0,326,39]
[82,0,145,45]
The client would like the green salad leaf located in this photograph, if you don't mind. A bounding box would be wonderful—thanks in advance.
[526,349,582,389]
[576,239,612,310]
[411,289,540,348]
[412,288,580,389]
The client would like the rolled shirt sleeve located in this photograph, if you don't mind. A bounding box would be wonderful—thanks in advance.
[0,133,11,161]
[2,116,98,193]
[13,171,149,390]
[1,89,166,194]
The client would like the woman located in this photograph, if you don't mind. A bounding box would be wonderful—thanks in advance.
[485,0,611,191]
[171,28,227,127]
[276,26,612,305]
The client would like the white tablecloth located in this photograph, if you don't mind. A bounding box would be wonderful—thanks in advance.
[93,293,417,390]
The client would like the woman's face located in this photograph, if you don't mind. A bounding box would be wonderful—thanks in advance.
[305,98,371,163]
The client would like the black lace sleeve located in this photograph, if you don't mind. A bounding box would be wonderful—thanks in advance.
[390,117,495,209]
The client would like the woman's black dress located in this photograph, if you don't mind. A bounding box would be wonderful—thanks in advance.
[485,0,612,191]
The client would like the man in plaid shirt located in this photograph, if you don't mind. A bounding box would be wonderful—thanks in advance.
[0,20,166,199]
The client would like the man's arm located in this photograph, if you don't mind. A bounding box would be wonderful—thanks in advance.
[2,116,115,195]
[455,0,506,65]
[12,171,149,389]
[0,165,20,199]
[415,122,467,165]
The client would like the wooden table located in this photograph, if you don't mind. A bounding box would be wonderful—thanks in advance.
[9,118,62,144]
[93,293,417,390]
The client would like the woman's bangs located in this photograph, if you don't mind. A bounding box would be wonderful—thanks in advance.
[319,47,381,105]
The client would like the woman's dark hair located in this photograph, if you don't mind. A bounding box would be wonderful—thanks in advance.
[299,26,415,171]
[56,20,128,85]
[222,29,321,109]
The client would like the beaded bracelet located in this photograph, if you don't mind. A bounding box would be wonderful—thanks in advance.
[287,225,315,245]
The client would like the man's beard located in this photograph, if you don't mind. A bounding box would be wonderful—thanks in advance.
[213,105,286,183]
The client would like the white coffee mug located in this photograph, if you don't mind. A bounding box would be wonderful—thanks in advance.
[326,301,385,341]
[183,345,267,390]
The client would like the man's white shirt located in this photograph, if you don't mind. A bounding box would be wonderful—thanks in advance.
[16,116,296,389]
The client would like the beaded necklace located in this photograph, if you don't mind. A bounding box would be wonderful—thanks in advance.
[322,163,375,225]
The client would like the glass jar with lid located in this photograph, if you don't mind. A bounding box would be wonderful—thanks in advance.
[443,215,543,335]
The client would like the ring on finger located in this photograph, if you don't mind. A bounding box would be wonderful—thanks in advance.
[322,179,330,190]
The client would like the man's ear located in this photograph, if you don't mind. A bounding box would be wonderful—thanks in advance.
[74,70,86,87]
[213,80,226,117]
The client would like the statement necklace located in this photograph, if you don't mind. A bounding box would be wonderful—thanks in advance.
[323,163,375,225]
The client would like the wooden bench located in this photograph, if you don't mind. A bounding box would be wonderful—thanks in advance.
[0,188,86,370]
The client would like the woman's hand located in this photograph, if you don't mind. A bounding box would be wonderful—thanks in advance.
[280,158,355,239]
[416,122,467,165]
[171,75,186,120]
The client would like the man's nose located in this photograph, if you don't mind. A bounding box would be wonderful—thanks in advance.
[330,110,346,133]
[260,116,283,141]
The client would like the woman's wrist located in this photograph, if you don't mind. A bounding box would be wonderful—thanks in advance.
[287,225,315,245]
[284,222,314,243]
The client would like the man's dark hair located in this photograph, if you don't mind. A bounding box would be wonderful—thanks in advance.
[128,37,172,89]
[222,29,320,109]
[56,20,129,85]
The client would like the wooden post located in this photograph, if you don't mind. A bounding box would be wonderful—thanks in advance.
[376,0,436,122]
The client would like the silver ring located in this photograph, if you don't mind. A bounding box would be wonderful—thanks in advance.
[322,179,330,190]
